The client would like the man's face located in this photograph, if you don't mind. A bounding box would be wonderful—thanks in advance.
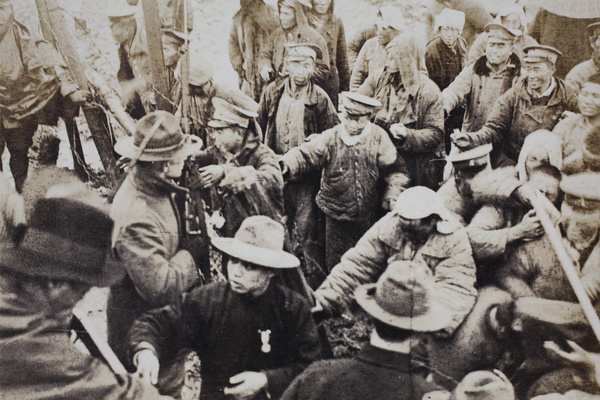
[376,20,399,46]
[578,82,600,117]
[454,168,480,199]
[561,195,600,243]
[162,40,182,68]
[523,61,555,93]
[227,257,273,296]
[528,172,560,205]
[110,18,134,45]
[165,156,186,178]
[440,26,459,48]
[279,4,296,30]
[213,126,244,154]
[398,215,438,243]
[342,112,370,136]
[486,38,513,66]
[312,0,331,14]
[286,57,315,87]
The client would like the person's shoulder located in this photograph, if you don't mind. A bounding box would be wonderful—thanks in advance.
[275,282,313,309]
[419,75,443,95]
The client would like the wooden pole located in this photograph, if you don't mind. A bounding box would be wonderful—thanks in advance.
[141,0,171,112]
[35,0,121,186]
[530,189,600,344]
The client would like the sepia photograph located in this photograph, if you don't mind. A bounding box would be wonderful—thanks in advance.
[1,0,600,398]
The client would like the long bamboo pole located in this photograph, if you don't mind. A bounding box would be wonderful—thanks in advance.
[529,189,600,344]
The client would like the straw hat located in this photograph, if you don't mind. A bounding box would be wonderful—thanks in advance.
[212,216,300,269]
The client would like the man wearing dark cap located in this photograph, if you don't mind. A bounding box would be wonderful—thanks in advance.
[129,215,321,400]
[108,111,203,366]
[0,182,170,399]
[443,23,522,134]
[279,91,406,271]
[258,42,339,285]
[282,261,448,400]
[189,97,284,238]
[452,45,578,166]
[566,22,600,93]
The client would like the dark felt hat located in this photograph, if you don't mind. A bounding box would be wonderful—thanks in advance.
[0,183,125,287]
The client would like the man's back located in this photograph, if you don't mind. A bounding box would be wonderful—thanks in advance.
[281,344,440,400]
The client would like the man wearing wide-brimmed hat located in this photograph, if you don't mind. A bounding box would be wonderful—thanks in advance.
[108,111,203,367]
[282,261,449,399]
[129,215,321,400]
[452,44,578,167]
[314,186,477,337]
[0,181,170,399]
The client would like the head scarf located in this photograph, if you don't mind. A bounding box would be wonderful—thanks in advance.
[495,3,527,36]
[517,130,563,182]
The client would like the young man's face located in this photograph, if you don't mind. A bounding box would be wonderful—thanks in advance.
[500,13,522,31]
[342,112,370,136]
[440,26,459,48]
[165,156,187,178]
[486,38,513,66]
[528,171,560,205]
[578,82,600,117]
[376,20,399,46]
[312,0,331,14]
[286,57,315,87]
[523,61,554,93]
[590,30,600,55]
[397,215,439,243]
[227,257,273,296]
[279,4,296,30]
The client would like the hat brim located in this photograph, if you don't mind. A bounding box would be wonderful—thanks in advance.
[212,237,300,269]
[0,244,125,287]
[207,120,245,129]
[355,284,450,332]
[114,134,203,162]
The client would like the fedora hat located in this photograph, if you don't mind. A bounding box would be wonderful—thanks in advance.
[212,216,299,269]
[355,261,450,332]
[0,182,124,287]
[114,111,202,162]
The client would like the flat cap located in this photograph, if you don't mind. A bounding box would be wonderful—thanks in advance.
[208,97,258,129]
[523,45,562,65]
[341,92,381,116]
[485,23,520,41]
[447,143,492,170]
[285,43,323,62]
[106,4,138,20]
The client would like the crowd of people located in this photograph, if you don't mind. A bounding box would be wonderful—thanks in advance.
[3,0,600,399]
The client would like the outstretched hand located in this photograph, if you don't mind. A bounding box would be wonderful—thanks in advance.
[134,349,160,386]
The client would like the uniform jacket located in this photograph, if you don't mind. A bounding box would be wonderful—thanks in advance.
[349,37,386,91]
[128,281,321,400]
[280,122,405,222]
[465,76,578,162]
[280,344,443,400]
[566,58,600,93]
[257,79,339,154]
[314,212,477,336]
[307,0,350,105]
[425,35,468,91]
[229,1,279,100]
[107,168,200,365]
[193,133,284,237]
[359,69,445,189]
[0,291,168,399]
[442,53,521,133]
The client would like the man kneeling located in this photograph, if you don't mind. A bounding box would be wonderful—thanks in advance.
[128,216,321,399]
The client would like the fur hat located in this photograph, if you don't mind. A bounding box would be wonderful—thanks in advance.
[0,182,124,287]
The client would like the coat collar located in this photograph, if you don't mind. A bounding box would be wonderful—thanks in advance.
[129,166,188,198]
[273,78,321,106]
[473,53,521,76]
[356,343,413,371]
